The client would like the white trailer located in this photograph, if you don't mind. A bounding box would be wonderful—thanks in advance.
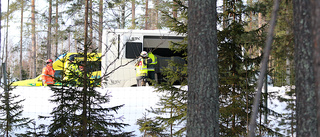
[101,29,185,87]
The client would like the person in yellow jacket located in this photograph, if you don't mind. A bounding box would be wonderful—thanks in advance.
[135,51,152,86]
[42,59,55,86]
[147,52,157,84]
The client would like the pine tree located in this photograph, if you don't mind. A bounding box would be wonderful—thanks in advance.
[0,83,32,137]
[43,48,133,136]
[136,0,188,136]
[217,0,277,136]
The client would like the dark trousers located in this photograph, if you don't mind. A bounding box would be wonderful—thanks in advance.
[136,76,147,86]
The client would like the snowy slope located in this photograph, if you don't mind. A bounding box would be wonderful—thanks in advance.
[3,85,292,136]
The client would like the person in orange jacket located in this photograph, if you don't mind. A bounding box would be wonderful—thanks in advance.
[41,59,55,86]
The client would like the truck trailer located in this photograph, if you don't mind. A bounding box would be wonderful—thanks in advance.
[101,29,185,87]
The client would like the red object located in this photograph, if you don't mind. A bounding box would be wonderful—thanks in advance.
[46,59,53,63]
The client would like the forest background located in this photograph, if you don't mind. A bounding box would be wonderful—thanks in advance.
[0,0,302,136]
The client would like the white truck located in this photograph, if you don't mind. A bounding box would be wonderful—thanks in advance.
[101,29,185,87]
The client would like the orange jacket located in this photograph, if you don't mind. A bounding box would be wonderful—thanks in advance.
[42,65,55,85]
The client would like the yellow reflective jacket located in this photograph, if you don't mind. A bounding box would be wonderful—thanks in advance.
[135,57,151,77]
[147,52,157,71]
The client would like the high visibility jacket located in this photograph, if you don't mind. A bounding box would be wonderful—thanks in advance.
[42,65,55,85]
[136,58,150,77]
[147,52,157,71]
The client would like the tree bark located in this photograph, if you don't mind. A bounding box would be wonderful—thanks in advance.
[186,0,219,136]
[311,0,320,136]
[293,0,318,136]
[90,0,93,50]
[5,0,9,72]
[20,0,24,80]
[172,0,177,18]
[47,0,52,59]
[99,0,103,52]
[145,0,148,30]
[0,0,1,66]
[131,0,135,29]
[223,0,227,28]
[31,0,36,78]
[121,3,125,29]
[55,0,58,58]
[82,0,89,136]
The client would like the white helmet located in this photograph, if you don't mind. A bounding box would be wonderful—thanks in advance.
[140,51,148,57]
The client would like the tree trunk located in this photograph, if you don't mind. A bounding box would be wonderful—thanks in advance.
[155,0,159,29]
[293,0,318,136]
[0,0,1,66]
[99,0,103,52]
[20,0,24,80]
[121,3,125,29]
[82,0,89,136]
[186,0,219,136]
[172,0,177,18]
[223,0,227,28]
[5,0,9,72]
[145,0,148,30]
[31,0,36,78]
[55,0,58,58]
[47,0,52,59]
[131,0,136,29]
[90,0,93,50]
[311,0,320,136]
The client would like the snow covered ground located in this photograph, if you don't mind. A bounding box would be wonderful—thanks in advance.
[9,86,163,136]
[4,85,292,136]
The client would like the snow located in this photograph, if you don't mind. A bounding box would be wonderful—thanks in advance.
[2,85,293,136]
[8,86,163,136]
[266,85,295,136]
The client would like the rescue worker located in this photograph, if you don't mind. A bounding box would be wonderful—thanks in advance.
[42,59,55,86]
[135,51,152,86]
[147,52,157,84]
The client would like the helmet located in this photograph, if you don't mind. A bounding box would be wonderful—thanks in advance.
[69,56,75,61]
[46,59,53,63]
[140,51,148,57]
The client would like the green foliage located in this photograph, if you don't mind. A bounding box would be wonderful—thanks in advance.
[136,113,168,137]
[136,0,188,136]
[156,0,188,32]
[42,46,133,136]
[218,1,264,135]
[138,0,294,136]
[218,0,295,136]
[269,0,294,87]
